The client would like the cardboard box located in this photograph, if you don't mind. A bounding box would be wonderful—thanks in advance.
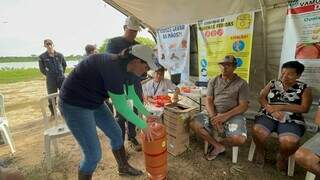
[167,133,189,156]
[163,116,188,135]
[164,103,197,119]
[163,103,196,156]
[163,103,197,135]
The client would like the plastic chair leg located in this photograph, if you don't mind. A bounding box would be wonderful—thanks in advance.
[232,146,239,163]
[0,130,8,145]
[248,140,256,161]
[204,141,208,155]
[305,171,316,180]
[1,124,15,154]
[52,139,59,155]
[288,155,295,176]
[44,135,51,169]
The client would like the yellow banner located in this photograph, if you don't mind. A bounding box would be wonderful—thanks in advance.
[197,12,255,82]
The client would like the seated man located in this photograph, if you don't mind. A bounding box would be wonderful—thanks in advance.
[252,61,312,172]
[189,55,249,160]
[142,65,180,104]
[295,99,320,178]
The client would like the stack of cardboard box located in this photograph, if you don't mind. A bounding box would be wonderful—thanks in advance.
[163,103,197,156]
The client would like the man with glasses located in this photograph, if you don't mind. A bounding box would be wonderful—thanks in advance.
[39,39,67,116]
[189,55,249,161]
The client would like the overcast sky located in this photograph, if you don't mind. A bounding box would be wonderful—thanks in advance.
[0,0,153,56]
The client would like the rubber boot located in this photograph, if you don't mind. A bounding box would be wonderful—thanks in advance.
[78,170,92,180]
[112,146,143,176]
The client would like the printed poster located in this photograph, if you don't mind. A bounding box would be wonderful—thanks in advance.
[280,0,320,98]
[156,24,190,83]
[197,12,255,82]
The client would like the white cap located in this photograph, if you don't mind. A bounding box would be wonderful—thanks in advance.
[125,16,141,31]
[131,45,157,70]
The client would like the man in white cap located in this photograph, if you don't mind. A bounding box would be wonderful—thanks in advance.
[107,16,140,53]
[106,16,143,152]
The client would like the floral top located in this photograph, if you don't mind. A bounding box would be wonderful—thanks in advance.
[261,79,307,121]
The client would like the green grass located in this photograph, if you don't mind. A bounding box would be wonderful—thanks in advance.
[0,56,82,63]
[0,68,73,84]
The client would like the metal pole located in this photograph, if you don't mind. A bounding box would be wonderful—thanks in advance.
[259,0,268,85]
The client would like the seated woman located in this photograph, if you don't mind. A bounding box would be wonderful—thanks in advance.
[142,65,180,104]
[295,99,320,178]
[252,61,312,172]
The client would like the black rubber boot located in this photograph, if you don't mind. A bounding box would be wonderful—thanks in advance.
[112,146,143,176]
[78,170,92,180]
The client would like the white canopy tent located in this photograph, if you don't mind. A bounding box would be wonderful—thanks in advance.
[102,0,289,29]
[102,0,301,114]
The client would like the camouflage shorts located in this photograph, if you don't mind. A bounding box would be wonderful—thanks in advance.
[194,112,247,138]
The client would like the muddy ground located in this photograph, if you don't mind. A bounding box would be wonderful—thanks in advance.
[0,78,307,179]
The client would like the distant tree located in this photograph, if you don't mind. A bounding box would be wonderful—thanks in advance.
[98,39,109,53]
[98,36,155,54]
[135,37,156,48]
[30,54,37,57]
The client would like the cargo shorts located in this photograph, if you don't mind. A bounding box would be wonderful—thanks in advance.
[302,133,320,156]
[194,112,247,138]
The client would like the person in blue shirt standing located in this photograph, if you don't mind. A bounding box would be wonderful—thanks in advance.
[106,16,143,151]
[59,44,159,180]
[39,39,67,116]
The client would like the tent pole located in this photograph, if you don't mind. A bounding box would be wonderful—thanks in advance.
[259,0,268,85]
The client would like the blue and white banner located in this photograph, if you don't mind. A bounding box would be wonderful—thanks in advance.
[156,24,190,83]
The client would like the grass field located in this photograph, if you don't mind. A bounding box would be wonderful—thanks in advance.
[0,56,82,63]
[0,68,73,84]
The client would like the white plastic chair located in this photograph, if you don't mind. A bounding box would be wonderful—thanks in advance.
[0,94,15,154]
[248,133,295,176]
[305,171,315,180]
[39,93,71,169]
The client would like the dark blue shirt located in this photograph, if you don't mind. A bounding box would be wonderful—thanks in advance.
[59,54,133,109]
[106,37,143,100]
[39,51,66,76]
[106,37,138,54]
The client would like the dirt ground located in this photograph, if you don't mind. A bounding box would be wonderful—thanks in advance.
[0,78,307,180]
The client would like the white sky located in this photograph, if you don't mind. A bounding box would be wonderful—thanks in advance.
[0,0,153,56]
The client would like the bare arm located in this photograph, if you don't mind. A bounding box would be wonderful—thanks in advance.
[144,96,155,103]
[274,87,312,113]
[206,96,216,118]
[223,100,249,120]
[259,83,271,108]
[172,88,180,102]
